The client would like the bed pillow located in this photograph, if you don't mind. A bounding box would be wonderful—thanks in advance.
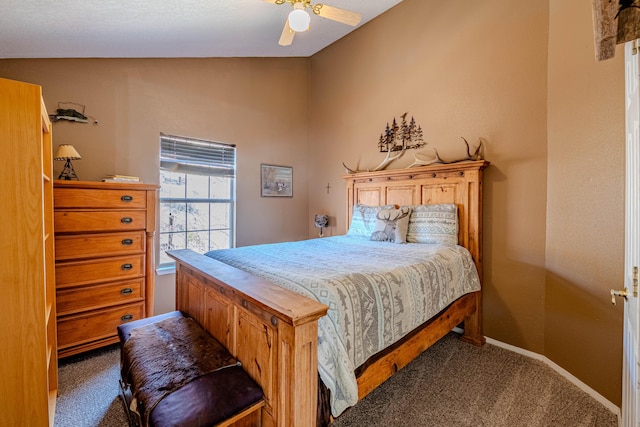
[347,204,396,238]
[405,204,459,245]
[370,207,412,243]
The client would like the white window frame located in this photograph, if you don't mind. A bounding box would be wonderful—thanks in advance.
[158,133,236,270]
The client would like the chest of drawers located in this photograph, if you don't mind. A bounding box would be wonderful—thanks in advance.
[54,180,158,358]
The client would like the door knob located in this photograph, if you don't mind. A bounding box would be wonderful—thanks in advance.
[610,267,639,305]
[611,288,629,305]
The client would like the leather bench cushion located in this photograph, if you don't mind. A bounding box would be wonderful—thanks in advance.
[117,310,264,426]
[117,310,185,383]
[117,310,183,344]
[149,365,264,427]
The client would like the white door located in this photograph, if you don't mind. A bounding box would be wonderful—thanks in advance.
[621,40,640,427]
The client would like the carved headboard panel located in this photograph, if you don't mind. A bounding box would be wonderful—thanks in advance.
[342,160,489,276]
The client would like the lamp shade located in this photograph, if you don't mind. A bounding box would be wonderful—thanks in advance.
[288,7,310,32]
[54,144,81,160]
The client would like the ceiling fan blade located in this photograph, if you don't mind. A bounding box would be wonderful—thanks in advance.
[279,20,295,46]
[313,4,362,26]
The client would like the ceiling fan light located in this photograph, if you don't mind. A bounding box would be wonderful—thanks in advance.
[288,9,310,32]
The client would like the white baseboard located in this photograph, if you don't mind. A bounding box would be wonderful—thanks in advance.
[451,327,620,420]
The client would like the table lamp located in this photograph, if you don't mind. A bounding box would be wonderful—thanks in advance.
[54,144,81,180]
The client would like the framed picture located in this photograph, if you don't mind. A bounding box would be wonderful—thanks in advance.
[261,164,293,197]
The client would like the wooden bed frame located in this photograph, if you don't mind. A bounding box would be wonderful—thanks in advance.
[168,159,489,427]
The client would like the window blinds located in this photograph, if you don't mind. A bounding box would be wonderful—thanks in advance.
[160,134,236,177]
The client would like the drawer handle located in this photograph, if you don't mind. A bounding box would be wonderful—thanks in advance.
[121,314,133,322]
[121,263,133,271]
[121,195,133,202]
[121,238,134,246]
[121,217,133,224]
[121,288,133,295]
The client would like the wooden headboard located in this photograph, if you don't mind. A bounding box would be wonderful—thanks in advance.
[343,160,490,277]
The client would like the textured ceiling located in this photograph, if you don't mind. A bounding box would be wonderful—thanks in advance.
[0,0,403,58]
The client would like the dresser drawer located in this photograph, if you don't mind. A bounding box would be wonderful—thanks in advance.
[57,279,144,316]
[55,231,145,261]
[56,254,145,288]
[57,302,144,350]
[55,210,146,233]
[54,188,147,209]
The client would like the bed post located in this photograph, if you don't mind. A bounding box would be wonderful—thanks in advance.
[460,162,487,346]
[460,291,485,346]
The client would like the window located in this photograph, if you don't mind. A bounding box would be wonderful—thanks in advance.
[159,133,236,268]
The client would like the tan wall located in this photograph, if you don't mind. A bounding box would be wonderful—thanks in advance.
[311,0,549,350]
[0,57,311,315]
[546,0,624,403]
[309,0,623,405]
[0,0,626,407]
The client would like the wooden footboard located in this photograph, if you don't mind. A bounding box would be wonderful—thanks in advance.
[168,249,328,427]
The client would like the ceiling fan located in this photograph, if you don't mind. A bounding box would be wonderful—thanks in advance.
[263,0,362,46]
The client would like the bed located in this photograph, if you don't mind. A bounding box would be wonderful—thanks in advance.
[167,159,489,427]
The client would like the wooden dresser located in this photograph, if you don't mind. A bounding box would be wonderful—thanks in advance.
[1,78,58,426]
[53,181,158,358]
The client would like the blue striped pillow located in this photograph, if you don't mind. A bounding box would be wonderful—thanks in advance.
[405,204,458,245]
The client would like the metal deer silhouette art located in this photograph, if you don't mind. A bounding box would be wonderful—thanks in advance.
[342,112,425,174]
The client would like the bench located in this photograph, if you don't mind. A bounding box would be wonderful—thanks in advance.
[117,311,264,427]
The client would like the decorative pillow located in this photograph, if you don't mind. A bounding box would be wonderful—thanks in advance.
[347,204,396,238]
[370,207,412,243]
[406,204,458,245]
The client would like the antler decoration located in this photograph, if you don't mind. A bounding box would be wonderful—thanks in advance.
[408,137,484,168]
[342,144,407,174]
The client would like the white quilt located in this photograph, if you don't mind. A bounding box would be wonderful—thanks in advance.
[205,235,481,416]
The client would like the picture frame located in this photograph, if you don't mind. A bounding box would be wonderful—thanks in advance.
[261,164,293,197]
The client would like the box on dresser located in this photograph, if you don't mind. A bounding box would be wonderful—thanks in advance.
[53,180,158,358]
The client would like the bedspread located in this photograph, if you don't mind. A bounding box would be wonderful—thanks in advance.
[205,235,480,416]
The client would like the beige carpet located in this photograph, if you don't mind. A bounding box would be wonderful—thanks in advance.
[333,333,617,427]
[54,332,617,427]
[54,345,128,427]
